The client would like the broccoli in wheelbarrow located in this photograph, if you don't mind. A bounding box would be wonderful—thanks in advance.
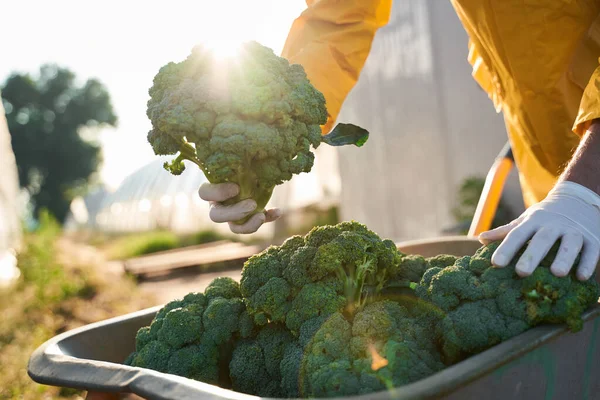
[125,221,599,398]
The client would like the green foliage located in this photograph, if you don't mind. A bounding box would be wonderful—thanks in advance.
[103,231,181,260]
[0,211,152,399]
[100,229,233,261]
[125,222,599,398]
[133,235,179,256]
[18,210,93,303]
[1,65,117,223]
[193,229,227,245]
[146,42,368,223]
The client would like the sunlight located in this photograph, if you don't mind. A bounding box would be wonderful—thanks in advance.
[204,39,243,60]
[0,0,309,191]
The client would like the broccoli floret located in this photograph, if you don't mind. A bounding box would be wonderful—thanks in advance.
[308,360,361,398]
[390,254,429,283]
[384,253,456,295]
[285,283,346,333]
[279,343,305,398]
[157,306,203,348]
[202,297,245,345]
[229,340,278,397]
[146,41,369,223]
[204,277,241,300]
[167,344,219,383]
[426,254,458,269]
[130,340,171,373]
[229,323,293,397]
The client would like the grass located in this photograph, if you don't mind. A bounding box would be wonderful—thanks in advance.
[0,212,154,399]
[97,229,236,261]
[100,231,181,260]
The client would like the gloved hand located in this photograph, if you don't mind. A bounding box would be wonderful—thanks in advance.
[198,182,282,234]
[479,181,600,281]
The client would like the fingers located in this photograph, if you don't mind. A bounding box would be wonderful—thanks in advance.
[478,216,523,245]
[225,208,281,234]
[492,219,538,267]
[198,181,281,234]
[549,232,583,277]
[264,208,282,223]
[209,199,257,223]
[514,227,561,277]
[228,213,266,234]
[198,182,239,202]
[576,242,600,281]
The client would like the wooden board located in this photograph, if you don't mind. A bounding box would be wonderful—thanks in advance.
[123,240,263,275]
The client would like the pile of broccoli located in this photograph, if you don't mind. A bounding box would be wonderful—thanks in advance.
[146,42,368,222]
[125,221,599,398]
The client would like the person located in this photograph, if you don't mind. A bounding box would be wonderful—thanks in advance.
[86,1,600,398]
[199,0,600,282]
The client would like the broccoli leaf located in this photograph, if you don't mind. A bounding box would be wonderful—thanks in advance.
[322,123,369,147]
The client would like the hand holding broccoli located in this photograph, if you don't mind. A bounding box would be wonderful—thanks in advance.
[198,182,281,233]
[146,41,368,233]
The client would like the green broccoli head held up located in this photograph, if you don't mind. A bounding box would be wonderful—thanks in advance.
[146,41,369,223]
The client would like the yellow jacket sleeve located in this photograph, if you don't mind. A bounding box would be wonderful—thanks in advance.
[281,0,392,133]
[574,64,600,136]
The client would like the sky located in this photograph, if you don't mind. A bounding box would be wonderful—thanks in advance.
[0,0,307,190]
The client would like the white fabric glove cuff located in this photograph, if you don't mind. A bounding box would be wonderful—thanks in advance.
[549,181,600,210]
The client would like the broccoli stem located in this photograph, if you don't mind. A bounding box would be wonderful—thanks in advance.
[174,141,275,226]
[338,258,376,316]
[220,169,274,225]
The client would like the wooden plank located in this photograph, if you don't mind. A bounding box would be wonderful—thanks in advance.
[125,241,244,267]
[123,241,263,275]
[125,240,232,260]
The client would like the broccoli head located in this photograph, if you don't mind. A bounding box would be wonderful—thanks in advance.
[146,41,369,223]
[239,221,403,333]
[416,241,600,364]
[291,301,444,398]
[124,277,253,386]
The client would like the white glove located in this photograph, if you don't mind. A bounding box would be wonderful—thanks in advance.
[198,182,282,234]
[479,181,600,281]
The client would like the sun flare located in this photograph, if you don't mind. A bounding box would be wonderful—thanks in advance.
[203,39,243,60]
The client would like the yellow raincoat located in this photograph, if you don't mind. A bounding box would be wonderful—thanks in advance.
[282,0,600,207]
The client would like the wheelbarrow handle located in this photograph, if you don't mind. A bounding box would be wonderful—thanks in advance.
[467,142,515,237]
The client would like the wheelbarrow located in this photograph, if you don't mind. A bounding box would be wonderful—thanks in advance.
[467,141,515,237]
[27,143,600,399]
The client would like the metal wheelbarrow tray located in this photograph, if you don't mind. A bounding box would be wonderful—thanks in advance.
[28,237,600,400]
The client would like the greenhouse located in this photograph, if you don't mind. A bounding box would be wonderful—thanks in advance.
[65,146,341,238]
[0,96,20,287]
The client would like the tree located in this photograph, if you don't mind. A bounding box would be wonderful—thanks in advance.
[1,65,117,223]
